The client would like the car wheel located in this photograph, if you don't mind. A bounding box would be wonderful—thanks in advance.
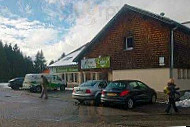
[11,85,19,90]
[150,94,156,104]
[60,85,65,91]
[36,86,42,93]
[127,98,134,109]
[102,102,109,107]
[78,100,84,104]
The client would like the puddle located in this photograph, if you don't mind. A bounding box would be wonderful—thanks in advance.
[5,95,11,97]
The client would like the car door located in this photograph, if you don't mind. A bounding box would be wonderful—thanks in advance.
[18,78,23,87]
[128,81,143,102]
[136,81,150,102]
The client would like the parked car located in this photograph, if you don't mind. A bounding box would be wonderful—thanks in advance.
[22,74,66,93]
[8,77,24,90]
[72,80,108,105]
[101,80,157,109]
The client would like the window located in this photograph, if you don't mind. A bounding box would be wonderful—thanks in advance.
[124,37,134,50]
[98,82,107,89]
[92,73,96,80]
[137,81,148,90]
[177,69,188,79]
[178,69,182,79]
[106,82,127,90]
[128,82,138,90]
[182,69,187,79]
[75,73,78,83]
[187,69,190,79]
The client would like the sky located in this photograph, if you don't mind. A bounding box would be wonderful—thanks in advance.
[0,0,190,64]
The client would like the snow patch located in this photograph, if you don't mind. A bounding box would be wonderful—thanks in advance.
[176,92,190,107]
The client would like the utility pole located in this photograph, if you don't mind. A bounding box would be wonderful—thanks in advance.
[170,26,178,78]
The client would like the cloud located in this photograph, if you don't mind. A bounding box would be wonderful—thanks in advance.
[17,0,33,16]
[1,0,190,65]
[0,16,61,63]
[54,0,190,55]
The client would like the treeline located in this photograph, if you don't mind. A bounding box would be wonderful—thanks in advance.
[0,41,47,82]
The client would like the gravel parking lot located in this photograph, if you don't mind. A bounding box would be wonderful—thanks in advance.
[0,83,190,127]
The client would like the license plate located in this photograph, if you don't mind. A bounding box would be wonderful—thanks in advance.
[107,93,117,96]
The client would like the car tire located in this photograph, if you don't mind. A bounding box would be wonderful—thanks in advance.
[126,98,134,109]
[60,85,65,91]
[78,100,84,104]
[102,102,109,107]
[11,85,19,90]
[150,94,157,104]
[36,86,42,93]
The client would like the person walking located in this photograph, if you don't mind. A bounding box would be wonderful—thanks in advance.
[165,78,180,114]
[40,75,48,99]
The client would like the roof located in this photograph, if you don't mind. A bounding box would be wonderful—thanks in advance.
[48,43,88,67]
[183,24,190,29]
[74,4,190,62]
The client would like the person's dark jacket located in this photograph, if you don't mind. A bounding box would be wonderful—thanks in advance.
[167,83,180,99]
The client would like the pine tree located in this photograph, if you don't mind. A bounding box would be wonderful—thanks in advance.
[0,41,8,82]
[34,50,47,73]
[49,60,54,65]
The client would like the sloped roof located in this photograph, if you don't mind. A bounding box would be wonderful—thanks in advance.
[74,4,190,62]
[183,24,190,29]
[48,43,88,67]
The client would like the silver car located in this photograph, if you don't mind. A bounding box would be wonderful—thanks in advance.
[72,80,108,105]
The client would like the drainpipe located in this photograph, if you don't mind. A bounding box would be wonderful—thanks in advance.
[170,26,178,78]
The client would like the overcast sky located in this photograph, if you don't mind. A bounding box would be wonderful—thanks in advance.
[0,0,190,64]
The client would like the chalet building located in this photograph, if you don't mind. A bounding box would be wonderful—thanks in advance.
[48,44,88,87]
[74,4,190,91]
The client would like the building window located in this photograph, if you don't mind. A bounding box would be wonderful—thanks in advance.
[178,69,188,79]
[92,73,96,80]
[124,37,134,50]
[183,69,187,79]
[75,73,78,82]
[177,69,182,79]
[187,69,190,79]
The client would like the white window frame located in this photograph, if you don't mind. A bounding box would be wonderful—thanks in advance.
[125,36,134,50]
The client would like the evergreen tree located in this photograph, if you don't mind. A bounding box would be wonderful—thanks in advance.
[57,52,65,61]
[0,41,35,82]
[49,60,54,65]
[0,41,8,82]
[34,50,47,73]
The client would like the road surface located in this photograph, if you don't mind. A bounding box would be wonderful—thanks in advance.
[0,83,190,127]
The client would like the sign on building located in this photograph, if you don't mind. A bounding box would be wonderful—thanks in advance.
[159,57,165,66]
[56,66,78,73]
[81,56,110,69]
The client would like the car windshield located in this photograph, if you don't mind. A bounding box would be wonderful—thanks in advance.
[80,81,100,87]
[106,82,127,90]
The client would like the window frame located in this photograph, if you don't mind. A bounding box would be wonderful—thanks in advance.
[124,36,134,51]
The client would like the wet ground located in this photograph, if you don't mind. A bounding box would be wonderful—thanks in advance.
[0,83,190,127]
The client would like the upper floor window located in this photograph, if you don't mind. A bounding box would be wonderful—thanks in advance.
[124,37,134,50]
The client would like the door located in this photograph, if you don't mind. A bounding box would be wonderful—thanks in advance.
[128,81,144,102]
[136,81,150,102]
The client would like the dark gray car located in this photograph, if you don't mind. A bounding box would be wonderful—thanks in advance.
[72,80,108,105]
[101,80,157,109]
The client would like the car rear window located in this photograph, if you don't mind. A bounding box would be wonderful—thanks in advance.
[80,81,100,87]
[106,82,127,90]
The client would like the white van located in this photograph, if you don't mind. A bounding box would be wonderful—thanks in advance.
[22,74,66,92]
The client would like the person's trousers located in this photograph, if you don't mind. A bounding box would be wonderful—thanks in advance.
[165,98,178,113]
[40,87,48,99]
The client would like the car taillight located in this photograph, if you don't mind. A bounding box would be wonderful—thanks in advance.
[102,90,105,95]
[120,90,130,96]
[73,88,75,93]
[85,89,91,94]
